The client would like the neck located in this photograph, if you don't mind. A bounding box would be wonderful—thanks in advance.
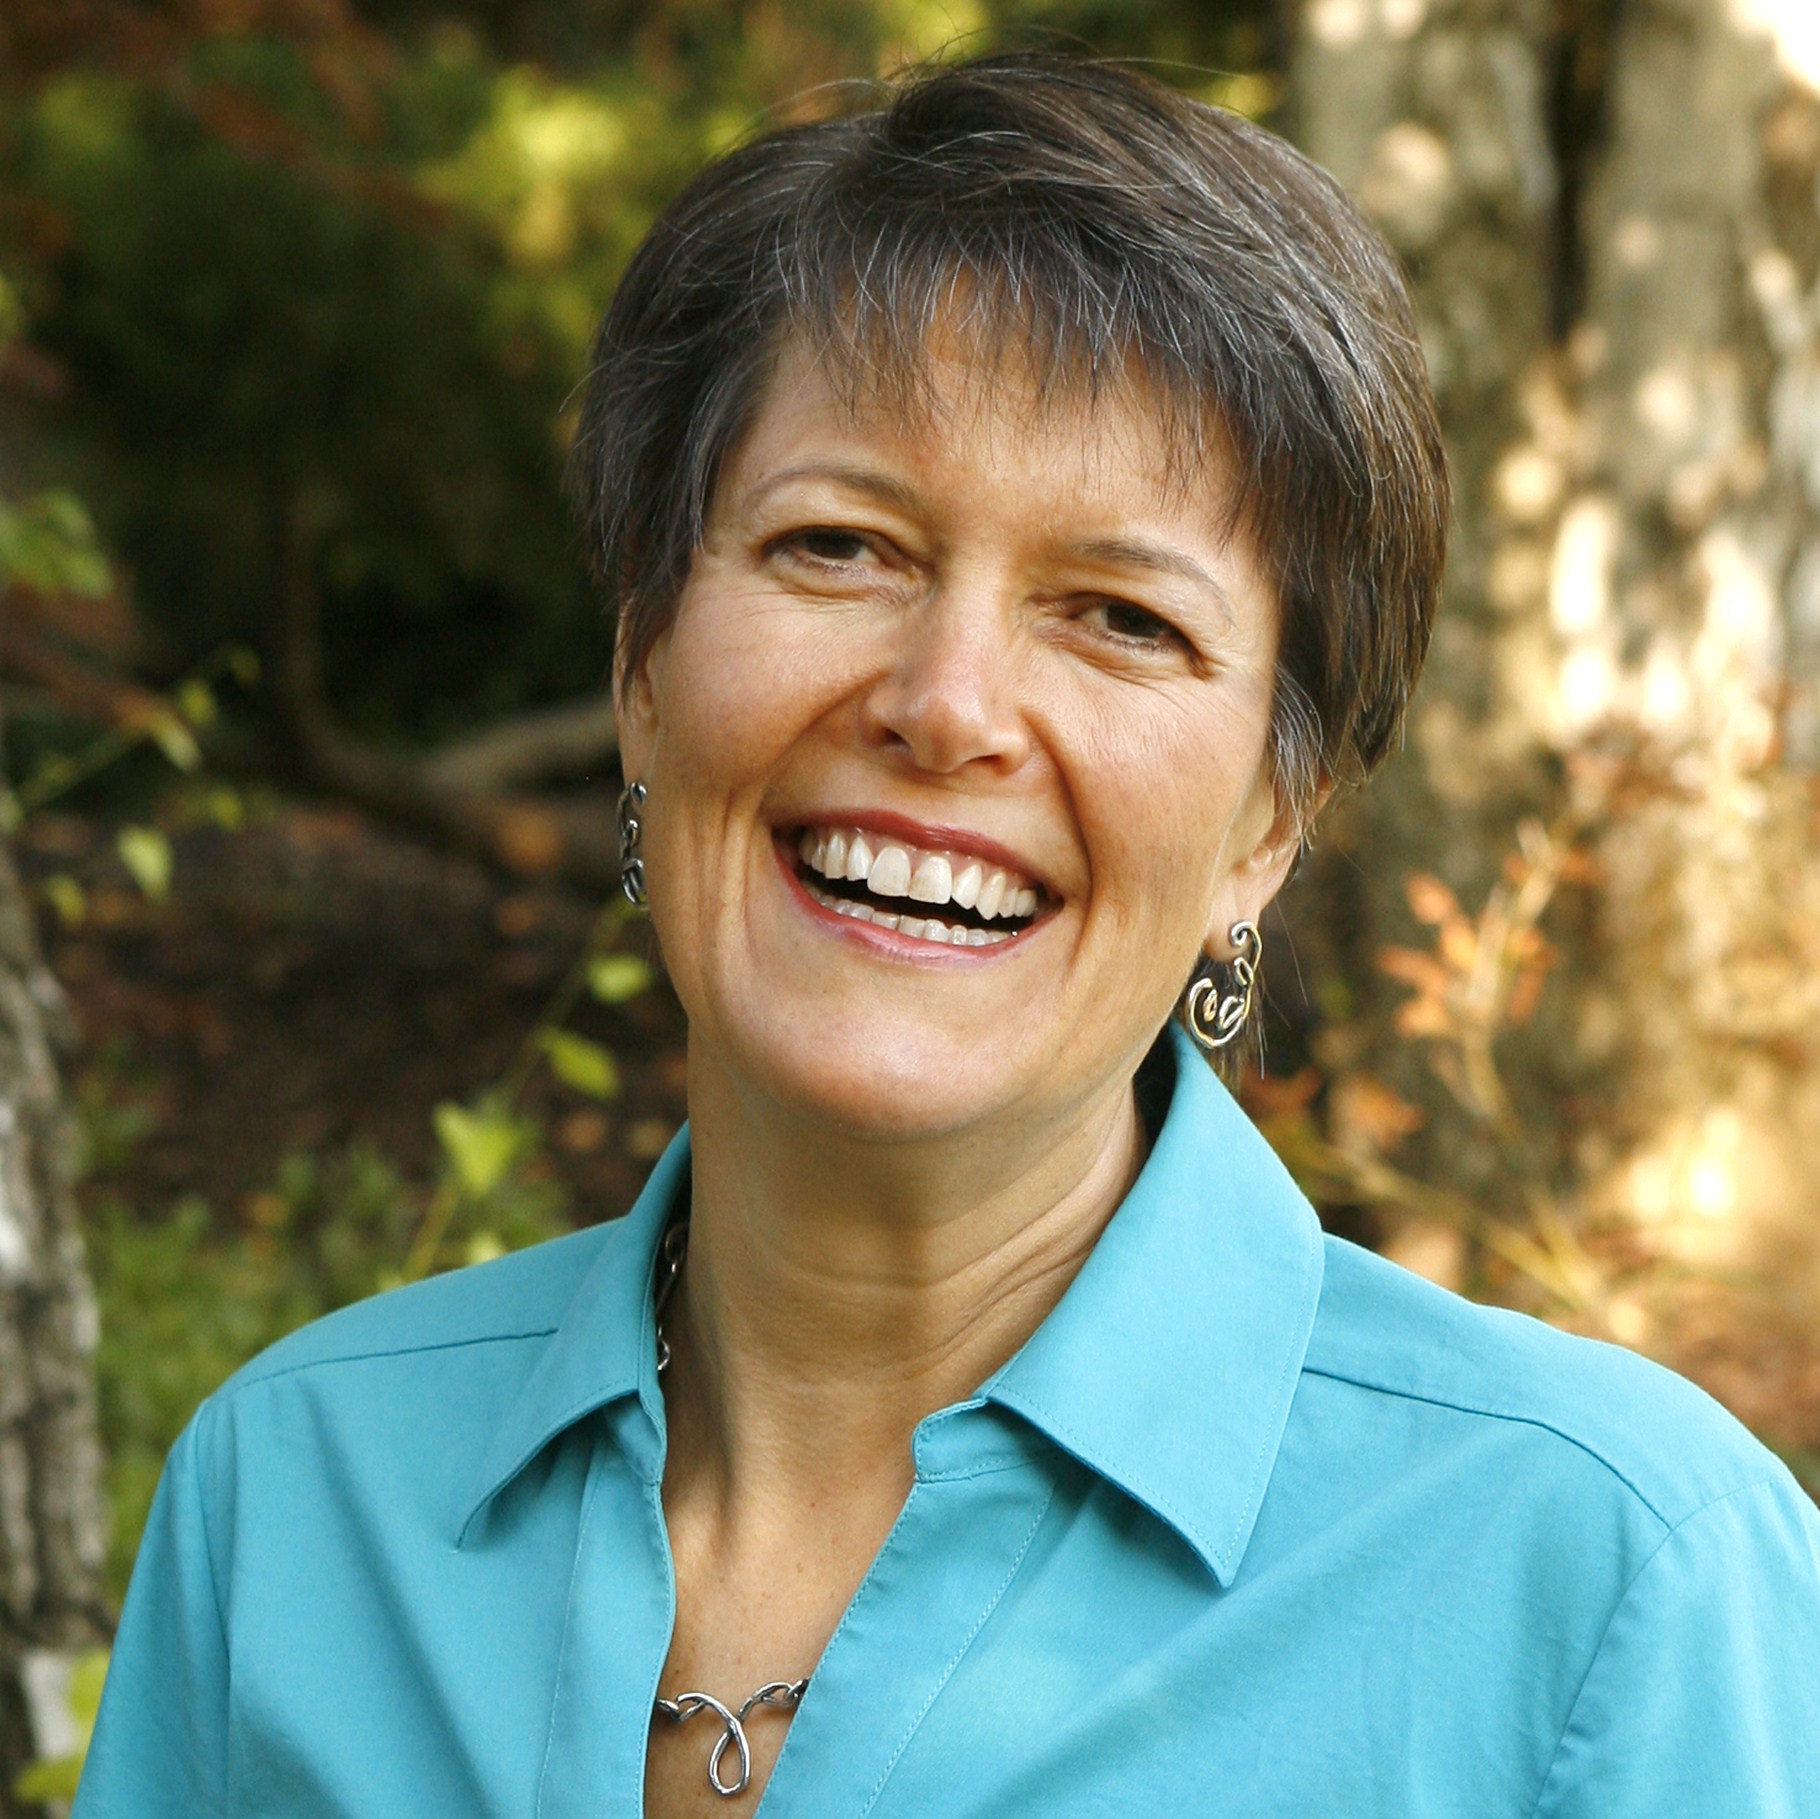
[660,1043,1149,1527]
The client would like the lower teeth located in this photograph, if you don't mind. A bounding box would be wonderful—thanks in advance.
[807,880,1012,945]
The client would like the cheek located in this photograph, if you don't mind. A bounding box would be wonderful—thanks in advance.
[643,594,877,935]
[654,591,840,787]
[1057,688,1273,921]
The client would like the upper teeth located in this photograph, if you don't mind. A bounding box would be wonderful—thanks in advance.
[797,828,1040,921]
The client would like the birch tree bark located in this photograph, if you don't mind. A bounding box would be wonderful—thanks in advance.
[0,835,107,1812]
[1563,0,1820,1313]
[1287,0,1820,1371]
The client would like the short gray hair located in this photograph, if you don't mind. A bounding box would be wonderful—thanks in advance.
[571,50,1449,833]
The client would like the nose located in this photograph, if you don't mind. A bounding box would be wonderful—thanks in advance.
[859,580,1032,777]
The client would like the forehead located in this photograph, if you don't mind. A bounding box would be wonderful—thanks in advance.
[718,315,1245,527]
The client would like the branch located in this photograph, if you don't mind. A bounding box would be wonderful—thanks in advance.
[418,694,618,793]
[272,503,621,889]
[0,621,166,731]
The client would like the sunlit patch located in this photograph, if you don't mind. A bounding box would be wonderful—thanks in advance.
[1732,0,1820,89]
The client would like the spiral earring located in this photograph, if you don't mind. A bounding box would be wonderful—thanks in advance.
[617,780,649,909]
[1185,920,1261,1051]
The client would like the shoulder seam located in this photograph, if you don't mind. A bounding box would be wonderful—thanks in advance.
[1525,1475,1781,1819]
[222,1325,558,1397]
[1301,1362,1693,1526]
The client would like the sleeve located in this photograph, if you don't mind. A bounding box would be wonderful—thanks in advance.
[1533,1474,1820,1819]
[72,1408,230,1818]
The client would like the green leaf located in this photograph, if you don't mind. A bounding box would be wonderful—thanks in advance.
[433,1101,527,1199]
[204,785,245,830]
[116,826,173,900]
[67,1649,110,1727]
[465,1230,508,1266]
[146,710,203,772]
[26,754,74,800]
[585,953,654,1005]
[538,1029,620,1099]
[43,872,88,927]
[226,645,262,687]
[14,1752,83,1801]
[0,490,111,595]
[176,677,218,728]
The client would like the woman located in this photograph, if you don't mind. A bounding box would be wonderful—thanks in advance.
[77,52,1820,1818]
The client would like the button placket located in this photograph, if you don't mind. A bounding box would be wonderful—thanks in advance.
[534,1405,676,1818]
[748,1413,1059,1818]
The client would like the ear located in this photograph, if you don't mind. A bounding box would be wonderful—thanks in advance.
[612,614,668,785]
[1200,776,1329,962]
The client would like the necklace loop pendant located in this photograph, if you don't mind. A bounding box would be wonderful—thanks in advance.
[655,1691,750,1796]
[654,1676,809,1798]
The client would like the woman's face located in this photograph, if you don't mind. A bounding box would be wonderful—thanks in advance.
[617,336,1298,1144]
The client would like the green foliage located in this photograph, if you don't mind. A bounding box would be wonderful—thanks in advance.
[114,825,173,899]
[11,1649,108,1803]
[86,1130,570,1601]
[39,871,86,927]
[432,1096,538,1199]
[0,488,111,596]
[90,1192,311,1595]
[2,643,258,860]
[537,1027,621,1099]
[2,1,1275,749]
[73,890,646,1601]
[587,952,655,1004]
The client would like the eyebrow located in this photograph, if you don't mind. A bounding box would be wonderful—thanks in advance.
[1065,536,1236,627]
[741,462,925,518]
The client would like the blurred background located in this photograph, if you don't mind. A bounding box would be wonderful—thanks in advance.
[3,0,1818,1803]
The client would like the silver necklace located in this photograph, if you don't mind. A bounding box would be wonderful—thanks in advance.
[653,1682,811,1798]
[651,1220,810,1798]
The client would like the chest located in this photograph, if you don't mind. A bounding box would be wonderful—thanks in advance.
[217,1431,1582,1819]
[644,1520,868,1819]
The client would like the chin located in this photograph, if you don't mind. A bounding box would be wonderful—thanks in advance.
[721,1019,1034,1146]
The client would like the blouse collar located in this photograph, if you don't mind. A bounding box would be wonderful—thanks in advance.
[984,1025,1324,1583]
[458,1024,1325,1586]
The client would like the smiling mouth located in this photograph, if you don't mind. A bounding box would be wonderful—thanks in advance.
[788,825,1051,948]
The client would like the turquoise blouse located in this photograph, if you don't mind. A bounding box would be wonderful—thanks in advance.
[76,1028,1820,1817]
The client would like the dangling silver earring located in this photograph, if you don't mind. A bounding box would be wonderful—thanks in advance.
[617,780,649,908]
[1185,920,1261,1051]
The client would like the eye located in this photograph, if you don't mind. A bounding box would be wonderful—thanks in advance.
[772,526,876,566]
[1080,598,1184,649]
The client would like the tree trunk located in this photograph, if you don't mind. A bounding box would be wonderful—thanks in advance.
[1286,0,1574,1246]
[0,834,108,1812]
[1287,0,1820,1400]
[1565,0,1820,1325]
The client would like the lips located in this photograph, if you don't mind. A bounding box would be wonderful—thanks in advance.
[786,822,1051,949]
